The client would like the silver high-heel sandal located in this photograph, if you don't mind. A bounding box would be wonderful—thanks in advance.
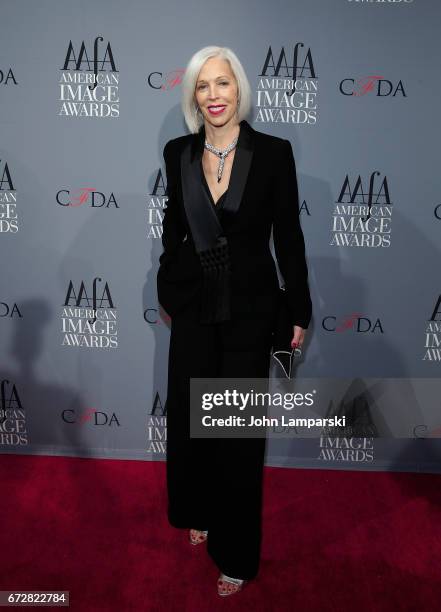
[217,573,247,596]
[189,529,208,545]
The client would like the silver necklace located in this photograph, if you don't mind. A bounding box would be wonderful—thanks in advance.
[204,136,238,183]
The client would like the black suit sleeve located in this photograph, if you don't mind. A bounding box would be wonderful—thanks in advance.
[273,139,312,329]
[157,140,186,317]
[159,140,186,266]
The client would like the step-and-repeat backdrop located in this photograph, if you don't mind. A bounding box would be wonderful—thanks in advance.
[1,0,440,473]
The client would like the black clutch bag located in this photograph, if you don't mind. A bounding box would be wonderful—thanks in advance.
[271,287,303,379]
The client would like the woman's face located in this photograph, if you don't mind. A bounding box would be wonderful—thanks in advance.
[194,57,239,128]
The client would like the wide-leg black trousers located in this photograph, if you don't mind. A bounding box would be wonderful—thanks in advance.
[165,305,274,580]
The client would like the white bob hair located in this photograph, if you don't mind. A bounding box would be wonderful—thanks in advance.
[181,45,252,134]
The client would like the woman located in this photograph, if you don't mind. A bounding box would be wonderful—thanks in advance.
[157,45,312,596]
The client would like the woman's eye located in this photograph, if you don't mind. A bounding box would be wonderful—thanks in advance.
[198,82,228,89]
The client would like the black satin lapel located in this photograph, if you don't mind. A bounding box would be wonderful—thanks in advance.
[181,119,255,251]
[181,140,223,253]
[222,120,254,216]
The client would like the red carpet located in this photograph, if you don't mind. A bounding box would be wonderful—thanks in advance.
[1,454,440,611]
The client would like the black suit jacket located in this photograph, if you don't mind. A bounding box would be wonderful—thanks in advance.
[157,119,312,329]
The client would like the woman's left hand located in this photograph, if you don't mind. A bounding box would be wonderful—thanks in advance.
[291,325,305,350]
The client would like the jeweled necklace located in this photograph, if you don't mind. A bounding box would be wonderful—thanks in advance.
[204,135,238,183]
